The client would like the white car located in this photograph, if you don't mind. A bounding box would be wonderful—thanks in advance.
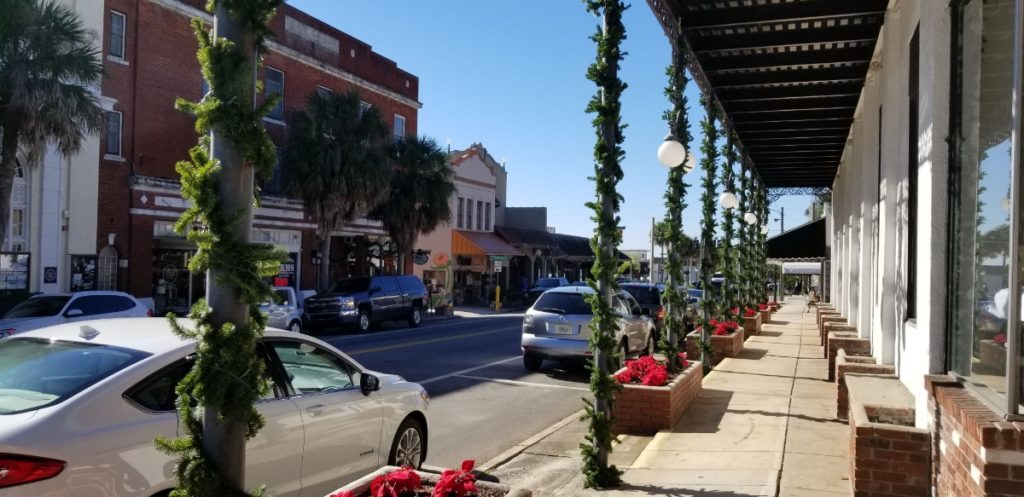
[0,318,430,497]
[0,291,152,338]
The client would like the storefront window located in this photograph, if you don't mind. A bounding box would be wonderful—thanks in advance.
[948,0,1017,406]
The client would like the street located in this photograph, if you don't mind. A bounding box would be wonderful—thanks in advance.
[319,314,592,469]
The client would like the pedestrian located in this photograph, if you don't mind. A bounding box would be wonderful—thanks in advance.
[794,280,802,296]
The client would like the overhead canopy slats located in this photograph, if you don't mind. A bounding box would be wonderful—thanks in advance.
[648,0,888,187]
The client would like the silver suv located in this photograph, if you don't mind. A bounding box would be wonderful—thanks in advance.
[520,285,656,371]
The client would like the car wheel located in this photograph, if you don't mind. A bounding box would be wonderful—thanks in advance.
[357,310,372,332]
[288,320,302,334]
[523,352,543,372]
[389,417,425,469]
[408,306,422,327]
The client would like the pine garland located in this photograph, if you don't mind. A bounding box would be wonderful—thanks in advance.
[697,98,719,368]
[738,160,752,307]
[719,135,738,319]
[580,0,627,488]
[756,182,769,304]
[659,45,691,374]
[155,3,284,497]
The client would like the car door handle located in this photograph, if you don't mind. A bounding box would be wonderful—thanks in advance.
[305,404,325,417]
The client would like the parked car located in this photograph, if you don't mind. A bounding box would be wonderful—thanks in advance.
[260,286,303,333]
[0,291,151,338]
[526,277,570,304]
[304,276,428,332]
[620,282,665,334]
[0,318,430,497]
[521,286,656,371]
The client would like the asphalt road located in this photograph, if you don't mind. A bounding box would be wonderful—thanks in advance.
[319,314,592,470]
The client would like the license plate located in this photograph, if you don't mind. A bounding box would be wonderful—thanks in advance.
[551,324,573,335]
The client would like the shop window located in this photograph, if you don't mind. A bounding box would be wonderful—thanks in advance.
[947,0,1019,411]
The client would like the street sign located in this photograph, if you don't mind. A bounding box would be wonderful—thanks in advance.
[494,260,503,272]
[489,255,507,262]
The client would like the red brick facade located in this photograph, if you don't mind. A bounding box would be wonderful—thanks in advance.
[98,0,419,303]
[612,361,703,435]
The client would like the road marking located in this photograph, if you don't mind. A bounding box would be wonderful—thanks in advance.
[346,325,520,356]
[455,375,590,392]
[417,356,521,385]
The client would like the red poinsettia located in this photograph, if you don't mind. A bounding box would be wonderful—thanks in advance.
[369,466,421,497]
[768,301,779,306]
[328,492,356,497]
[758,303,769,311]
[432,460,478,497]
[995,333,1008,346]
[677,352,689,369]
[616,355,670,386]
[743,307,757,318]
[730,307,740,316]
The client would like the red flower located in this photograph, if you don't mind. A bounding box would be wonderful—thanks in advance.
[616,355,670,386]
[614,370,634,384]
[370,466,421,497]
[743,308,757,318]
[329,492,356,497]
[768,301,779,306]
[432,460,477,497]
[642,366,668,386]
[730,307,739,316]
[995,334,1008,346]
[677,352,689,369]
[758,303,769,311]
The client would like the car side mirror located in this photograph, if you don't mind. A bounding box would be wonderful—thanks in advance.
[360,373,380,396]
[65,309,84,318]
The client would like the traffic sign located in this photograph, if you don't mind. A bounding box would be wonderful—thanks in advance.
[494,260,503,272]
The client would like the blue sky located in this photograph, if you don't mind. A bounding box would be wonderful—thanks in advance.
[288,1,818,250]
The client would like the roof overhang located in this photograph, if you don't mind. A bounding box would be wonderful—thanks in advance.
[766,217,827,260]
[647,0,887,188]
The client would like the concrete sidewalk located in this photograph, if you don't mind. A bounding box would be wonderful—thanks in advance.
[488,296,850,496]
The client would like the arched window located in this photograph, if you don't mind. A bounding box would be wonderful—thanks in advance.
[98,245,118,291]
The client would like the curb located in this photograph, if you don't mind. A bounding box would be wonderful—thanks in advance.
[478,409,585,473]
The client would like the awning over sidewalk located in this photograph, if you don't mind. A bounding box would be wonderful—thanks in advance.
[494,226,558,250]
[782,262,821,275]
[451,230,520,256]
[767,218,826,260]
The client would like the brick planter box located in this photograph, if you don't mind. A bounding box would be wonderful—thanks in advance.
[849,403,930,497]
[819,314,846,345]
[977,339,1007,374]
[329,466,532,497]
[742,313,762,339]
[823,322,857,352]
[826,332,869,381]
[759,309,771,323]
[686,330,744,365]
[611,360,703,435]
[836,350,895,419]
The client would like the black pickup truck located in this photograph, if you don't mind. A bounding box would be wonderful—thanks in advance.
[303,275,428,332]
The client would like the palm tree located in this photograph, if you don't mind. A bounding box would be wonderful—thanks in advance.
[0,0,103,250]
[284,90,391,291]
[371,136,455,275]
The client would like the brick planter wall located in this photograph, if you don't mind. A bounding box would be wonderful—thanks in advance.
[819,314,847,345]
[759,309,771,323]
[742,313,762,340]
[611,361,703,435]
[836,351,896,419]
[850,404,931,497]
[686,330,744,366]
[926,375,1024,497]
[827,332,870,381]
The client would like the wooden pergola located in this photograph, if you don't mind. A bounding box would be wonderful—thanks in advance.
[647,0,889,188]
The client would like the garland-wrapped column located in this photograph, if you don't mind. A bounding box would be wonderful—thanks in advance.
[581,0,626,487]
[738,160,752,307]
[720,136,738,318]
[697,98,720,365]
[659,42,692,374]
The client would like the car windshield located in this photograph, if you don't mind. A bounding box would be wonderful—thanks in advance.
[0,338,150,414]
[622,286,661,306]
[3,296,70,318]
[533,292,592,315]
[329,278,370,294]
[536,278,563,288]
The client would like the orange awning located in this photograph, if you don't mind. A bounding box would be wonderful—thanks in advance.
[451,230,521,256]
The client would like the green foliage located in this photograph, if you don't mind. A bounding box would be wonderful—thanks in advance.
[580,0,627,488]
[718,135,738,320]
[738,161,753,307]
[157,3,284,497]
[658,46,692,374]
[697,98,720,360]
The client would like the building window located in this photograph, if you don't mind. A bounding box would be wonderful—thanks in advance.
[265,67,284,121]
[466,199,473,231]
[947,0,1019,411]
[109,11,126,59]
[457,197,464,228]
[476,202,483,230]
[394,114,406,141]
[11,209,23,238]
[316,85,332,98]
[485,202,491,231]
[105,111,122,157]
[97,245,118,291]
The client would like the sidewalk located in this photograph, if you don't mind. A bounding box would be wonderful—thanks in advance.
[488,296,850,496]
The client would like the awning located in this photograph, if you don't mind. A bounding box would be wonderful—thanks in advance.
[451,230,520,257]
[767,218,826,260]
[783,262,822,275]
[555,234,593,259]
[494,226,558,249]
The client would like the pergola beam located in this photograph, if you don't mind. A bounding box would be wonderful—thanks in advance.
[677,0,887,29]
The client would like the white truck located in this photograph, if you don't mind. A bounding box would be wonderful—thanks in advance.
[260,286,303,333]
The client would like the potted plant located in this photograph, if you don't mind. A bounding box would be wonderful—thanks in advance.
[768,300,781,311]
[758,303,771,323]
[978,333,1007,374]
[686,318,744,363]
[610,354,703,435]
[327,461,531,497]
[742,307,762,338]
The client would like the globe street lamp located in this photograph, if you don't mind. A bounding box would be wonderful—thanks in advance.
[657,136,687,168]
[744,212,758,225]
[718,191,738,210]
[760,225,769,235]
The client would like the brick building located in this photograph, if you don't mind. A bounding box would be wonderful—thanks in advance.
[98,0,419,313]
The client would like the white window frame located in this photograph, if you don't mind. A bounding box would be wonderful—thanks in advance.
[109,11,126,60]
[394,114,406,141]
[104,111,123,159]
[264,66,285,123]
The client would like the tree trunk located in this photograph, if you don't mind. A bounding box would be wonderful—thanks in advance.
[317,232,331,292]
[202,6,255,488]
[0,123,21,253]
